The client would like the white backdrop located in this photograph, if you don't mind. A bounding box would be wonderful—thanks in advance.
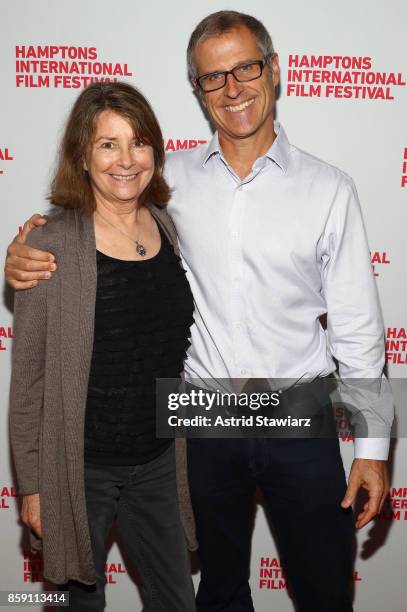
[1,0,406,610]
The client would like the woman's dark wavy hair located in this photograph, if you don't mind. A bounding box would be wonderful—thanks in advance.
[48,81,170,213]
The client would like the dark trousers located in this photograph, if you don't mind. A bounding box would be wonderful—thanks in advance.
[187,437,354,612]
[66,444,196,611]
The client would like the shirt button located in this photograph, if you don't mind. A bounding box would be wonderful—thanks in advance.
[235,323,242,329]
[231,231,238,239]
[237,185,243,191]
[240,368,247,375]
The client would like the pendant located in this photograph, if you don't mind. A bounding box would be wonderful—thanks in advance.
[136,243,147,257]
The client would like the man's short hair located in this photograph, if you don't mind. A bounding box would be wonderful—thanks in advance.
[187,10,274,82]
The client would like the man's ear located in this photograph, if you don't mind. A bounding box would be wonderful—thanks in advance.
[270,53,280,88]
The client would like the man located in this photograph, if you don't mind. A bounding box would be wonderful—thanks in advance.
[5,11,391,612]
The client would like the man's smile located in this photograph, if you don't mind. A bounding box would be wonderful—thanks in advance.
[224,98,255,113]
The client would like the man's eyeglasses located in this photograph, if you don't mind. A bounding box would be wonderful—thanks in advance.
[195,56,272,93]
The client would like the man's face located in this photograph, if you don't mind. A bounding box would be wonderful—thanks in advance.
[193,25,280,142]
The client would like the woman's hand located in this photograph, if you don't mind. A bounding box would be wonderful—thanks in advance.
[21,493,42,538]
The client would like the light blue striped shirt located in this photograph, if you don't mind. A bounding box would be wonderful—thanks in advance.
[165,123,393,459]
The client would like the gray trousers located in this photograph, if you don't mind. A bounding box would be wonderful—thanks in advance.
[65,443,196,611]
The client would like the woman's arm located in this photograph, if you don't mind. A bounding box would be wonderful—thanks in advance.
[9,228,48,499]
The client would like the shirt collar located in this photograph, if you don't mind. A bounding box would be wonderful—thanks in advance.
[202,132,221,166]
[202,122,291,174]
[264,122,290,173]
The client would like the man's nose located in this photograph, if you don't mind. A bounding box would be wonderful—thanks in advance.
[223,72,242,98]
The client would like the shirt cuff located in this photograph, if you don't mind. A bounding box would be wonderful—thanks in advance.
[354,437,390,460]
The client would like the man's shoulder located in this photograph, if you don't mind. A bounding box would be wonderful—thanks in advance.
[290,145,354,189]
[165,146,207,174]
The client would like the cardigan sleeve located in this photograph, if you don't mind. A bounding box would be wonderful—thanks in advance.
[9,229,49,496]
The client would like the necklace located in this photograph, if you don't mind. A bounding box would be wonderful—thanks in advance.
[96,208,147,257]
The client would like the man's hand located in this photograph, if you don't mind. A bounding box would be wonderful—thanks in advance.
[341,458,389,528]
[21,493,42,538]
[4,214,56,290]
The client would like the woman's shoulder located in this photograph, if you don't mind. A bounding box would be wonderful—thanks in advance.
[26,208,77,251]
[150,204,173,225]
[150,205,178,248]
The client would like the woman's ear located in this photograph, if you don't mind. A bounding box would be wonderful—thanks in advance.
[83,158,88,171]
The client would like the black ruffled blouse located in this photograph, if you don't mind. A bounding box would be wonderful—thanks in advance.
[84,224,194,465]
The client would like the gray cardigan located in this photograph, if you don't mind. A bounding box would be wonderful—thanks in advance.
[9,206,197,585]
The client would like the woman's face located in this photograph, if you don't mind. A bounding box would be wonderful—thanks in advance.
[84,110,155,209]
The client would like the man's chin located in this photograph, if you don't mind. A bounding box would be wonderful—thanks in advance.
[221,125,261,140]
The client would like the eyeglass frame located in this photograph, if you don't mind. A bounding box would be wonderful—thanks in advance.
[194,54,273,93]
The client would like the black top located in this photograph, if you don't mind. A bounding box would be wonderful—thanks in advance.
[84,224,194,465]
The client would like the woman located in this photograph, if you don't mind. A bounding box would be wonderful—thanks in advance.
[10,82,197,611]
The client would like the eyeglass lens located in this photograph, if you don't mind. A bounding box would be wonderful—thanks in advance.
[199,61,263,92]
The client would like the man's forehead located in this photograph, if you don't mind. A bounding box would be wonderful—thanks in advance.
[194,26,262,72]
